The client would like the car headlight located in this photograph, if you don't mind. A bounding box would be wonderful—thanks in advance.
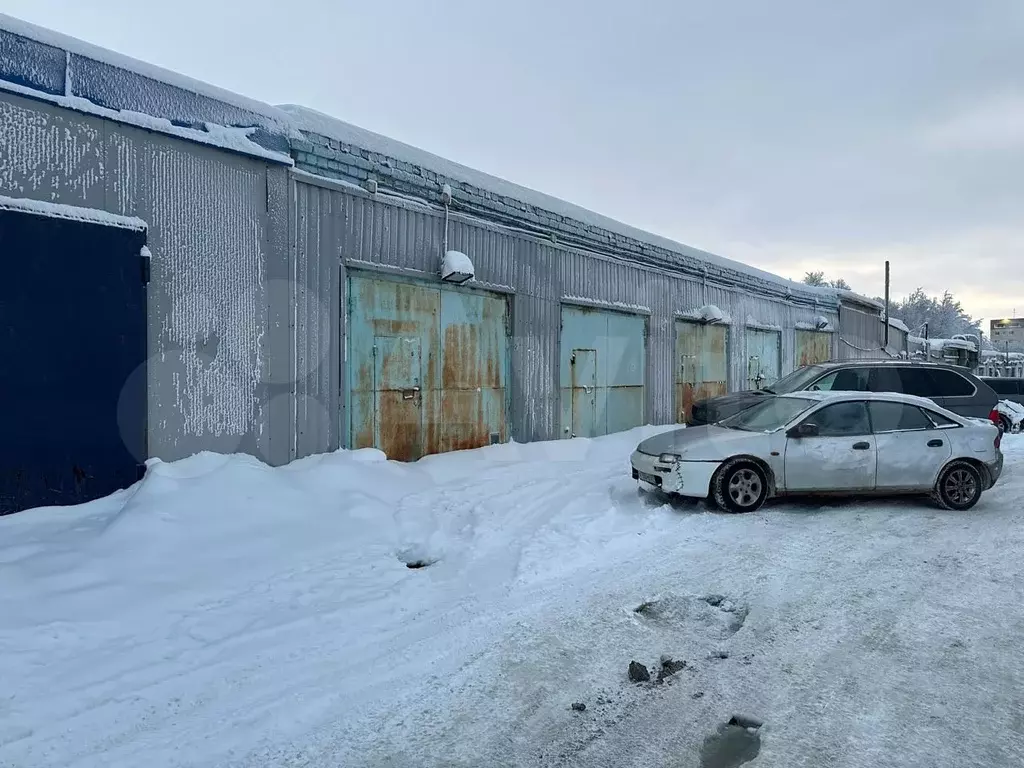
[659,452,682,463]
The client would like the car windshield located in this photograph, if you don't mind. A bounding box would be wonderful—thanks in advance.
[761,365,826,394]
[719,396,818,432]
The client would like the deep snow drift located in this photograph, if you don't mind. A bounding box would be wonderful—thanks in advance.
[2,429,1023,768]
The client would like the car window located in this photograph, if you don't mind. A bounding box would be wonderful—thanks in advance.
[986,378,1019,396]
[719,396,817,432]
[808,367,869,392]
[799,401,871,437]
[868,401,934,433]
[923,409,960,429]
[896,368,939,398]
[930,369,975,397]
[868,367,903,393]
[768,365,827,394]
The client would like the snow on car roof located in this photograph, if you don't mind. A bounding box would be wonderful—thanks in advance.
[778,390,964,411]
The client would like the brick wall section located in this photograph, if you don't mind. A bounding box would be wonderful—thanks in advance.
[290,131,834,307]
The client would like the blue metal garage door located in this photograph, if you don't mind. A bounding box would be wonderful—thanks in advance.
[0,204,148,515]
[559,305,646,438]
[347,273,510,461]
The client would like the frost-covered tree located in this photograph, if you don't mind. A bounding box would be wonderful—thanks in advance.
[885,288,980,338]
[802,271,851,290]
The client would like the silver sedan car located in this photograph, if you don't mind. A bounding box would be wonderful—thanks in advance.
[631,390,1004,513]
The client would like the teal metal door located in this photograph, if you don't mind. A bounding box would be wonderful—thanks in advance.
[373,335,424,460]
[570,348,598,438]
[436,288,508,451]
[745,328,781,390]
[348,273,509,460]
[676,321,728,422]
[559,305,646,438]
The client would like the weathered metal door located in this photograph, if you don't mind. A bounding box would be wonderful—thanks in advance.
[433,289,508,452]
[348,275,439,460]
[559,306,646,438]
[675,321,728,422]
[348,273,509,461]
[373,335,424,461]
[794,329,832,367]
[570,349,598,438]
[745,328,781,390]
[0,207,148,515]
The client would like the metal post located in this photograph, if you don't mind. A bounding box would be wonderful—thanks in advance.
[883,260,890,347]
[924,322,928,342]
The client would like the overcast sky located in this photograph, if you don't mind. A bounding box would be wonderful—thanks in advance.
[6,0,1024,325]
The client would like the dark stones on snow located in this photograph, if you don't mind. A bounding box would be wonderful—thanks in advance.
[571,702,587,712]
[657,655,687,682]
[627,660,651,683]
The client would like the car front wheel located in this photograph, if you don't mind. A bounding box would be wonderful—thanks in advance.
[933,460,984,511]
[712,458,769,513]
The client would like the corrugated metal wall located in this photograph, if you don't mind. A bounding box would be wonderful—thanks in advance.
[291,173,840,454]
[1,92,293,465]
[838,304,885,360]
[838,304,910,360]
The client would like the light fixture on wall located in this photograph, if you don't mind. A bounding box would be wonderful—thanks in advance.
[438,182,474,284]
[442,250,475,284]
[815,315,831,331]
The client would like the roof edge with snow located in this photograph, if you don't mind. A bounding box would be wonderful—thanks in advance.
[0,12,839,307]
[0,194,147,230]
[281,103,839,307]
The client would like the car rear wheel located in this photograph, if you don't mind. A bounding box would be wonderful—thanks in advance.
[712,459,769,513]
[933,460,984,511]
[999,414,1013,433]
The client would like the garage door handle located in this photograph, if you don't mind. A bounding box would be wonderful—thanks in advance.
[852,441,870,450]
[927,439,944,447]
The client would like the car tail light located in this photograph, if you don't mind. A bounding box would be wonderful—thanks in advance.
[989,408,1001,427]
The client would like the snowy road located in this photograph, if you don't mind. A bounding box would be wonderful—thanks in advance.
[2,430,1023,768]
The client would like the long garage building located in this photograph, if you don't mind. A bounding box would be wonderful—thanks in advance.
[0,14,844,511]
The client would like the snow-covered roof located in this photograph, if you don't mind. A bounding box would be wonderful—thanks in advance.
[280,104,836,302]
[836,289,884,311]
[885,317,910,333]
[0,194,146,230]
[0,12,838,303]
[0,13,292,129]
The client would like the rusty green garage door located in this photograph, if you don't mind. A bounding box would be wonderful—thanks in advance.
[676,320,728,422]
[794,329,832,367]
[347,274,509,461]
[745,327,781,390]
[559,305,646,438]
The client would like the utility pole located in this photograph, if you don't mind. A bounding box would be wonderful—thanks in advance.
[883,260,890,347]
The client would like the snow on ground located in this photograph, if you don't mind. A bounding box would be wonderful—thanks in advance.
[2,431,1024,768]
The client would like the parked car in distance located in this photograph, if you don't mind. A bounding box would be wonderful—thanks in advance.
[632,390,1003,513]
[981,378,1024,430]
[688,360,1000,427]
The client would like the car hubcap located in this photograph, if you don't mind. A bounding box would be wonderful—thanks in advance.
[728,469,762,508]
[945,469,978,506]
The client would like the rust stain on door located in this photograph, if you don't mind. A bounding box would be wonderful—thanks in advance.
[430,290,508,454]
[795,329,831,367]
[676,320,728,422]
[349,274,508,461]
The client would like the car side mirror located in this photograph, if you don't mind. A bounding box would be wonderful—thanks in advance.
[787,422,819,438]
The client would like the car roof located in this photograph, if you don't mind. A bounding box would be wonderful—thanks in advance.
[813,359,970,371]
[777,390,959,410]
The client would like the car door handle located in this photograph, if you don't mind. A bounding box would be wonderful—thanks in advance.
[852,441,871,450]
[927,439,944,447]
